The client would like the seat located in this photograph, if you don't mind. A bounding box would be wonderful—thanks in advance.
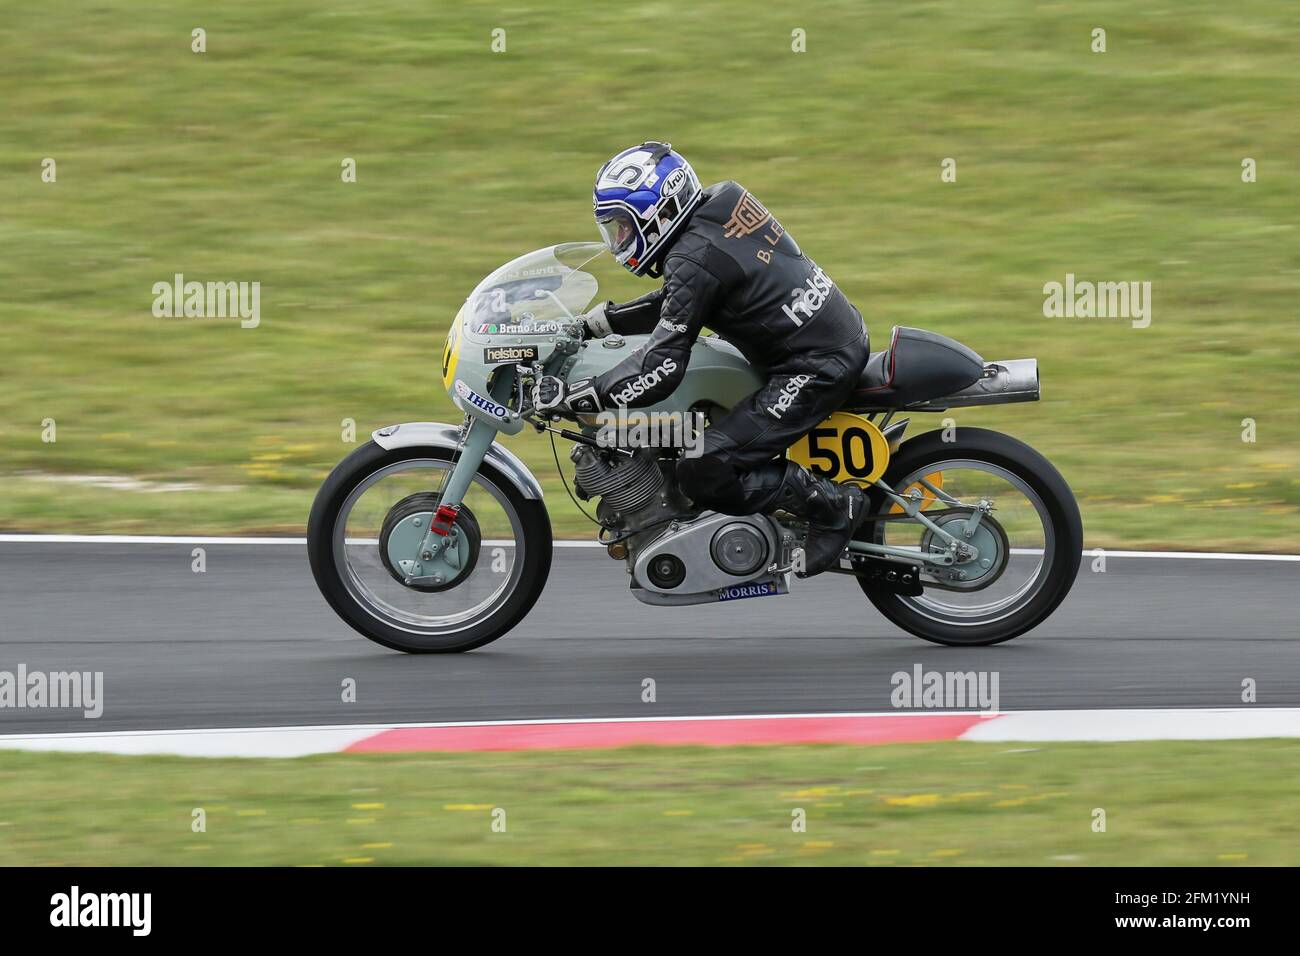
[848,326,984,409]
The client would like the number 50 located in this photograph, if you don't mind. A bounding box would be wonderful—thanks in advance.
[788,414,890,484]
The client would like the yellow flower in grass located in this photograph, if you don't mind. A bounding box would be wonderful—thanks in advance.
[782,786,842,799]
[885,794,941,807]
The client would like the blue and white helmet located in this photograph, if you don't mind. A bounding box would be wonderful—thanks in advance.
[593,142,703,277]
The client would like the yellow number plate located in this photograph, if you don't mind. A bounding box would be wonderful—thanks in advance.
[786,412,890,485]
[441,319,462,391]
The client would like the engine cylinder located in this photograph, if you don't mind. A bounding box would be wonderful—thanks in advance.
[571,446,664,515]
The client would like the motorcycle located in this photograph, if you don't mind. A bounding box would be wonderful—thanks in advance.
[308,242,1082,652]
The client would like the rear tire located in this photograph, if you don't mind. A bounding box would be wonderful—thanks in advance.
[308,441,551,653]
[857,427,1082,646]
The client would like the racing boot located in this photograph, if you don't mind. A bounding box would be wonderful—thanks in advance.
[771,461,868,578]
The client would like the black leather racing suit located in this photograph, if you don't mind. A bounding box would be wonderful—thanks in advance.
[586,181,870,516]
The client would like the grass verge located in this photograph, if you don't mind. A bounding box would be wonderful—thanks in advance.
[0,740,1296,865]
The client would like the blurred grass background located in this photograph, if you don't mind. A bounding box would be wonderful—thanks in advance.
[1,740,1296,865]
[1,1,1297,547]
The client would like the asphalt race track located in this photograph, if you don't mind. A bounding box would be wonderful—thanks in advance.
[0,541,1296,734]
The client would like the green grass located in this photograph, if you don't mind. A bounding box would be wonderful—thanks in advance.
[2,1,1298,548]
[0,740,1296,865]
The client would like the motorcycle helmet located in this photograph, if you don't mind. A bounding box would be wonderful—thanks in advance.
[593,141,703,277]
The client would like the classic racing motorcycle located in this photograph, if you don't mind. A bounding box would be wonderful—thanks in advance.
[308,243,1082,653]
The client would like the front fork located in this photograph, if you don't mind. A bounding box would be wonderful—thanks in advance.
[404,373,512,575]
[436,418,498,512]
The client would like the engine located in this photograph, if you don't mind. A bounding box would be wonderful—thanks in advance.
[570,444,668,523]
[570,444,793,606]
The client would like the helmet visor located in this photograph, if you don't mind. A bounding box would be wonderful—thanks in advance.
[595,209,638,257]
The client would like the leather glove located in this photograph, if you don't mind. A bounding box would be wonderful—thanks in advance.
[581,302,614,339]
[531,375,566,413]
[530,376,602,416]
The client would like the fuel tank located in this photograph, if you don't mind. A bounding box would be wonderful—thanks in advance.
[565,333,764,416]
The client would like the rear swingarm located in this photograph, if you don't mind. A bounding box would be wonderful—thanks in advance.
[845,477,987,570]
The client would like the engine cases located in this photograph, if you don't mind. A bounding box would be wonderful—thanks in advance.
[629,512,794,607]
[569,440,795,608]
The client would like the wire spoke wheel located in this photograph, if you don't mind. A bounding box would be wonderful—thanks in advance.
[877,458,1053,626]
[856,428,1082,646]
[334,458,523,634]
[308,442,551,653]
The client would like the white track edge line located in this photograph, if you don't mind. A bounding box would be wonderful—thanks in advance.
[0,534,1297,561]
[2,707,1296,744]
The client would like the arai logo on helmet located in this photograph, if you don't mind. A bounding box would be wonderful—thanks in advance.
[661,167,688,197]
[454,379,512,419]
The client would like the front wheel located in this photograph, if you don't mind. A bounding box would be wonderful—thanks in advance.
[856,427,1082,646]
[308,441,551,653]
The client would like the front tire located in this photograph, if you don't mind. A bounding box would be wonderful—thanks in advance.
[857,427,1082,646]
[308,441,551,653]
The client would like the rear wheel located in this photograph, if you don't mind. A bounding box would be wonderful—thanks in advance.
[308,441,551,653]
[855,427,1082,646]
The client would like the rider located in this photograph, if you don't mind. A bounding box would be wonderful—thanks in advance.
[532,142,871,577]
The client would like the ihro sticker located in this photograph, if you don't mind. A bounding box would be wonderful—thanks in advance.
[454,380,512,419]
